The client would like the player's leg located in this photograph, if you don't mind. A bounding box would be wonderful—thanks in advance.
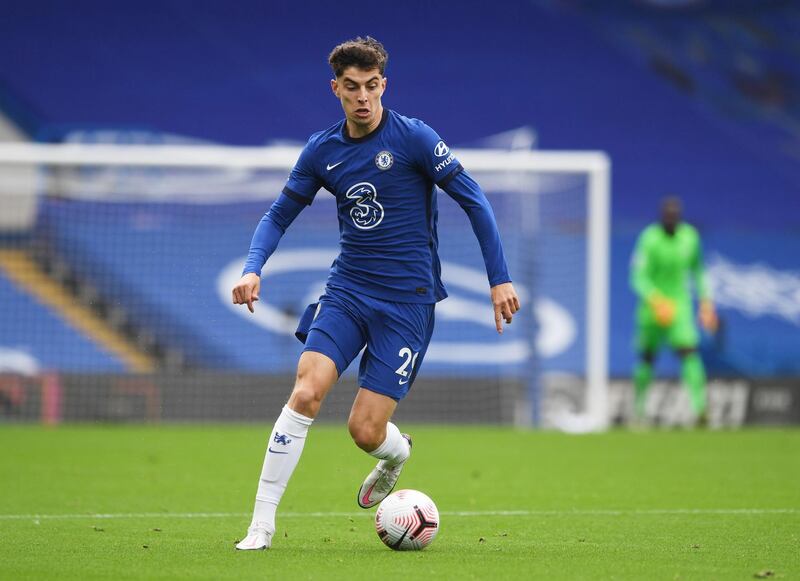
[354,299,435,508]
[633,303,662,421]
[633,350,656,419]
[676,348,706,416]
[350,388,412,508]
[670,305,706,418]
[238,294,366,550]
[236,351,338,550]
[349,387,402,455]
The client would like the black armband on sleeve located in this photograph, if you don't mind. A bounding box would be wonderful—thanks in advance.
[282,186,313,206]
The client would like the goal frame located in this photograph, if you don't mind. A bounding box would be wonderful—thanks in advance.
[0,142,611,430]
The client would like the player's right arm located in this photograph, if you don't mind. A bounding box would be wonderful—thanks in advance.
[630,227,655,299]
[630,227,674,326]
[232,139,322,313]
[232,194,307,312]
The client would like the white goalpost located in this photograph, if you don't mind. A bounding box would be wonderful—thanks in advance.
[0,142,610,430]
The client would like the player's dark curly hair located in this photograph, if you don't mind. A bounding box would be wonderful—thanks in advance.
[328,36,388,77]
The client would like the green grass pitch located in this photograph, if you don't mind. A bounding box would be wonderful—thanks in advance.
[1,425,798,580]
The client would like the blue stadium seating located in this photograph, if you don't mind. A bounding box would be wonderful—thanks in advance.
[0,271,125,372]
[0,0,798,228]
[35,195,543,376]
[33,193,800,377]
[577,1,800,194]
[1,0,798,377]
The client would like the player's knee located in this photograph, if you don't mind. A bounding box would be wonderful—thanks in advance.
[348,419,384,452]
[287,385,324,417]
[288,359,334,416]
[289,361,328,416]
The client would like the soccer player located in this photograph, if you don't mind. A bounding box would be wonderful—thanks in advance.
[630,197,717,424]
[231,37,519,550]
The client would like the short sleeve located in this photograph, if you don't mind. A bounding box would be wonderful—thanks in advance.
[283,139,323,205]
[412,122,463,187]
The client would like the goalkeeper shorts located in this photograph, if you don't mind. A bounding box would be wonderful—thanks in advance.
[635,302,699,353]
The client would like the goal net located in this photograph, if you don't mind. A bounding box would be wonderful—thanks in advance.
[0,141,609,429]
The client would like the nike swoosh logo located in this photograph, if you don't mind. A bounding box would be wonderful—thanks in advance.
[361,483,376,506]
[326,161,344,171]
[399,378,409,385]
[268,447,289,455]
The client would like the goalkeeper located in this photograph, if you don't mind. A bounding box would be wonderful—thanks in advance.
[630,197,717,421]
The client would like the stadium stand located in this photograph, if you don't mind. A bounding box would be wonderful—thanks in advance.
[33,182,548,375]
[0,0,798,383]
[574,0,800,193]
[0,254,128,372]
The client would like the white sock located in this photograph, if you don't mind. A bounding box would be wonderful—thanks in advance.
[368,422,410,467]
[250,405,313,531]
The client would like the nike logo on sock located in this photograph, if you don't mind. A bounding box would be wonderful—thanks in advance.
[326,161,344,171]
[268,447,289,454]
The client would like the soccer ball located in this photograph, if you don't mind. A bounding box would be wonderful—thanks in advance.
[374,489,439,551]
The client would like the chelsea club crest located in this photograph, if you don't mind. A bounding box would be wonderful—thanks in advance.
[375,150,394,170]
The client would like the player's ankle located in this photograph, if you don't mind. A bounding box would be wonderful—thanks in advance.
[249,520,275,533]
[367,422,409,464]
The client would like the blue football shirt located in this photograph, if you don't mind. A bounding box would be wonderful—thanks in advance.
[282,109,474,304]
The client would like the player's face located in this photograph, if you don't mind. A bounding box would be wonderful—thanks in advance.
[331,67,387,136]
[661,202,682,235]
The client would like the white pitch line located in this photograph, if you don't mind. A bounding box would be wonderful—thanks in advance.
[0,508,797,521]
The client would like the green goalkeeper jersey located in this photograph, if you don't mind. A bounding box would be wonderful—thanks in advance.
[630,222,710,305]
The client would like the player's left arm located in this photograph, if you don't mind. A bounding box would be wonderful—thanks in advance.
[691,232,717,333]
[440,169,520,333]
[412,121,518,332]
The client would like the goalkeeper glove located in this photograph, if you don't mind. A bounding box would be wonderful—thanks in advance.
[699,299,718,334]
[649,295,676,327]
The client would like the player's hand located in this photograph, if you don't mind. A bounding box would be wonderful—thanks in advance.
[232,272,261,313]
[649,295,675,327]
[699,299,718,334]
[490,282,521,334]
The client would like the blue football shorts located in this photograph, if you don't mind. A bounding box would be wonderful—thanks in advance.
[294,285,435,401]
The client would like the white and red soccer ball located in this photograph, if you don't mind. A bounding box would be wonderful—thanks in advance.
[374,489,439,551]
